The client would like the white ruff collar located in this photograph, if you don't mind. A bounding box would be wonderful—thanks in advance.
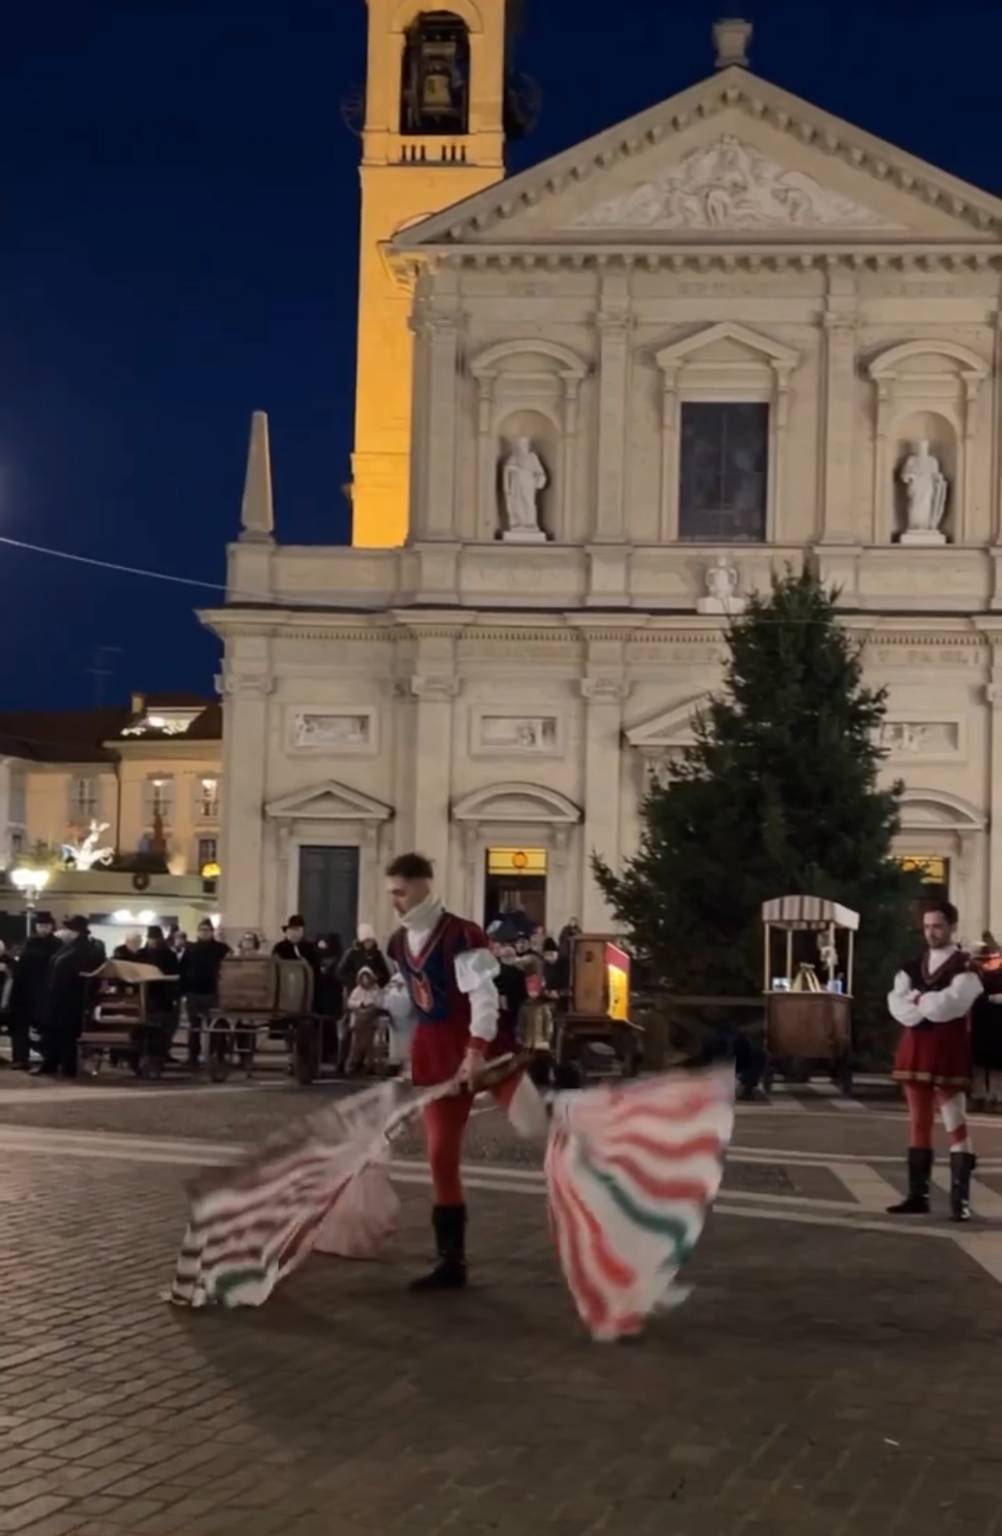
[401,895,443,934]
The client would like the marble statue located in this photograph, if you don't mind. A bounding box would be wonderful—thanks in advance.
[696,554,747,615]
[899,439,948,545]
[501,438,548,543]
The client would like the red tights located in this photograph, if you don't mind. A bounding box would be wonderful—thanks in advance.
[904,1083,972,1154]
[423,1075,521,1204]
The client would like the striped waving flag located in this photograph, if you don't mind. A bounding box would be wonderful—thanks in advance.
[544,1066,734,1342]
[168,1080,410,1308]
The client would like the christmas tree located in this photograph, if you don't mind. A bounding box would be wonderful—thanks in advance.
[595,568,921,1004]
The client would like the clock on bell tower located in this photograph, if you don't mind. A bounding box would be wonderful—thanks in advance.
[351,2,513,548]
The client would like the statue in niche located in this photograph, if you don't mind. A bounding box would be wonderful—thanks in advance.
[899,439,948,545]
[696,553,747,614]
[501,437,548,543]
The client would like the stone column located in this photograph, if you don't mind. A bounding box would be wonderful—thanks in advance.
[549,825,572,933]
[657,364,680,543]
[819,284,858,544]
[217,665,272,935]
[560,376,580,542]
[580,676,628,928]
[593,272,630,542]
[474,376,496,539]
[871,380,893,543]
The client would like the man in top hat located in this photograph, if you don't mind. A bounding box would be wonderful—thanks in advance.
[8,912,59,1070]
[41,917,104,1078]
[272,915,321,975]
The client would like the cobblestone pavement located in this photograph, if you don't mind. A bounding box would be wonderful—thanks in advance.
[3,1072,1002,1535]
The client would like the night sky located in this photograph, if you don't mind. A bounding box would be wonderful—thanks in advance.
[3,0,1002,710]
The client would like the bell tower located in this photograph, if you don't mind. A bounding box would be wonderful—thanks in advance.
[352,2,509,548]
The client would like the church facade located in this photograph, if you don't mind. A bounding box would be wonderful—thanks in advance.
[206,7,1002,947]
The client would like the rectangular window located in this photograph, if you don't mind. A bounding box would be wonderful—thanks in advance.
[144,775,174,824]
[679,402,769,541]
[197,837,218,873]
[196,776,220,821]
[9,769,26,826]
[70,776,99,824]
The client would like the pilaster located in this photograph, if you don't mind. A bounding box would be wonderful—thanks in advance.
[216,656,273,935]
[818,270,858,544]
[579,655,629,928]
[593,270,631,542]
[407,627,463,891]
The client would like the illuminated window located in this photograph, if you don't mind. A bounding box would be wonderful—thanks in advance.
[897,855,949,888]
[196,776,219,821]
[486,847,548,876]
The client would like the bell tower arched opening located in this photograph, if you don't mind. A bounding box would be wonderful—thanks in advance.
[400,12,471,136]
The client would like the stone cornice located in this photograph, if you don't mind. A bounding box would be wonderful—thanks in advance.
[390,247,1002,280]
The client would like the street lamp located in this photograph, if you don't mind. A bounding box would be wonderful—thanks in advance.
[10,867,51,937]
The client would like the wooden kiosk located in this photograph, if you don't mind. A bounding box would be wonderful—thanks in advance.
[761,895,858,1095]
[555,934,642,1086]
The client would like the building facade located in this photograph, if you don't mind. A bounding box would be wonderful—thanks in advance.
[207,12,1002,947]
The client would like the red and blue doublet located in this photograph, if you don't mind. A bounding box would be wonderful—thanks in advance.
[388,913,514,1087]
[893,949,974,1090]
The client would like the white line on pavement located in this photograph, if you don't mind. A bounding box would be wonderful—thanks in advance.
[931,1167,1002,1219]
[828,1160,902,1211]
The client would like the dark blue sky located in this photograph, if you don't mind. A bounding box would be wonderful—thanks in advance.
[3,0,1002,709]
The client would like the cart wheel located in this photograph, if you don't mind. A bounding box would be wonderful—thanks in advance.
[138,1054,163,1081]
[836,1059,854,1097]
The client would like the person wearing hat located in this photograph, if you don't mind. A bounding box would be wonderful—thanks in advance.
[7,912,60,1070]
[272,915,321,975]
[40,917,104,1078]
[337,922,390,992]
[136,925,182,1060]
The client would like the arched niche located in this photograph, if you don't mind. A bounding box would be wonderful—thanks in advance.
[893,786,986,932]
[892,410,958,541]
[469,339,589,542]
[495,409,559,541]
[867,341,988,544]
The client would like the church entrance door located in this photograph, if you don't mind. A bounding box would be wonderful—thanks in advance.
[298,845,359,944]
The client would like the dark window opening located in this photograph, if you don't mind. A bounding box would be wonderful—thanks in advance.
[679,401,769,542]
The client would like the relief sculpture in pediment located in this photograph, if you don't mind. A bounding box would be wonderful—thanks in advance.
[573,136,900,232]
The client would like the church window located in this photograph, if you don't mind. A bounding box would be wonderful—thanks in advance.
[679,402,768,542]
[400,12,470,136]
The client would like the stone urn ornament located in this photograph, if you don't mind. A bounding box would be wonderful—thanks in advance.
[696,553,747,614]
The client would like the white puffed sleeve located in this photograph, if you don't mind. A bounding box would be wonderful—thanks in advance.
[916,971,983,1023]
[888,972,924,1028]
[454,947,500,1044]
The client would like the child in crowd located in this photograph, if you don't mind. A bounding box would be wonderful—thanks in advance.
[345,965,387,1074]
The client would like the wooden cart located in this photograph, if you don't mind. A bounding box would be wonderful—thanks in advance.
[78,960,180,1080]
[549,935,643,1088]
[761,895,858,1096]
[196,955,322,1084]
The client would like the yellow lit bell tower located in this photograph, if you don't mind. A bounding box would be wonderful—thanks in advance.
[352,1,510,548]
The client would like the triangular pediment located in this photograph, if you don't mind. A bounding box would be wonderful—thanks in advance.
[265,780,393,822]
[625,695,712,750]
[396,68,1002,250]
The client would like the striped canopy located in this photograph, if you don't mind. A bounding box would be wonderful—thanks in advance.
[761,895,860,931]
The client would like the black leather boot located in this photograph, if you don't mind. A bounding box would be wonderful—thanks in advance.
[886,1148,933,1214]
[409,1204,467,1292]
[949,1151,977,1223]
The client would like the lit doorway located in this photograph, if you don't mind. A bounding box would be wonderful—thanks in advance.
[897,854,951,925]
[484,846,547,933]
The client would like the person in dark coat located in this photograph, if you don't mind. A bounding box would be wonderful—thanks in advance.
[272,915,321,975]
[8,912,60,1070]
[40,917,104,1077]
[180,918,231,1066]
[337,924,390,991]
[136,925,181,1058]
[316,933,345,1064]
